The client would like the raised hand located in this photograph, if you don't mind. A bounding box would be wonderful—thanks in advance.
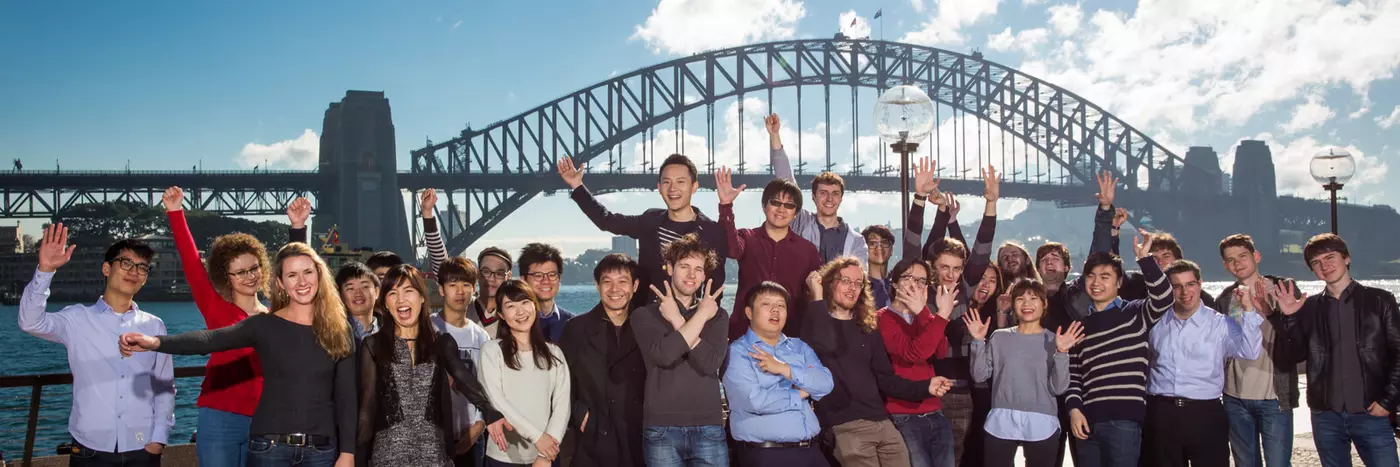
[1112,207,1129,229]
[1270,280,1307,316]
[928,376,953,397]
[1132,229,1155,261]
[419,189,438,219]
[697,280,723,320]
[963,309,990,341]
[765,114,781,136]
[557,156,586,190]
[161,186,185,212]
[1250,278,1278,314]
[934,285,957,320]
[36,223,76,273]
[806,271,824,301]
[715,167,746,205]
[118,332,159,357]
[749,345,793,379]
[286,197,311,229]
[1095,171,1119,208]
[649,281,684,328]
[944,193,961,217]
[982,165,1000,202]
[1055,322,1086,353]
[913,157,942,200]
[486,419,514,452]
[1234,287,1256,312]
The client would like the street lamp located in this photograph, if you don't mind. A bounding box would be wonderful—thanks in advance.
[1309,148,1355,235]
[873,85,936,234]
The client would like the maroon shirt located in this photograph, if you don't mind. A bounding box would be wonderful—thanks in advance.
[719,203,824,341]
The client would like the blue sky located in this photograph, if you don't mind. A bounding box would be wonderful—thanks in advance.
[4,0,1400,257]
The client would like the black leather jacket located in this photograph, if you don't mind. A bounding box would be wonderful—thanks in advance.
[1280,282,1400,412]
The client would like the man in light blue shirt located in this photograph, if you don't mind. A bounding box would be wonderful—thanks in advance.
[17,225,175,466]
[723,281,834,466]
[1145,259,1262,467]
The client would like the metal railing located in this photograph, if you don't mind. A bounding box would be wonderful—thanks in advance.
[0,366,205,467]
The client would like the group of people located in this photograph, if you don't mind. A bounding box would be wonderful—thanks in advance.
[14,113,1400,467]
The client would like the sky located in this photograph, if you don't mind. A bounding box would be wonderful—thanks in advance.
[3,0,1400,258]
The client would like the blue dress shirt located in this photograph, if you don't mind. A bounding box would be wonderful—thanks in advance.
[1148,304,1263,400]
[722,329,834,443]
[17,269,176,452]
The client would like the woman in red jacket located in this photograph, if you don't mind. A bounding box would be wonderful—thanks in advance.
[162,186,302,467]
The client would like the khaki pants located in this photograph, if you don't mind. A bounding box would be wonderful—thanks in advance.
[832,419,912,467]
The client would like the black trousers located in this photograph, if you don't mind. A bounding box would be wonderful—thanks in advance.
[1144,396,1229,467]
[736,443,829,467]
[67,441,160,467]
[1053,395,1079,467]
[985,430,1061,467]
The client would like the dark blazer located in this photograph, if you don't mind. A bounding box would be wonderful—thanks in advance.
[558,305,648,467]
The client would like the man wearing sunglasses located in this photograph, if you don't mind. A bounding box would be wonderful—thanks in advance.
[766,114,869,266]
[17,225,175,467]
[716,168,824,341]
[520,242,576,343]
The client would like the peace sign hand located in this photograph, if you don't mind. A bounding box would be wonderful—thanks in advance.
[648,281,683,328]
[749,345,793,379]
[557,157,586,190]
[161,186,185,212]
[1055,322,1086,353]
[37,223,76,273]
[697,280,723,320]
[963,309,990,341]
[1270,280,1308,316]
[716,167,746,205]
[1095,171,1119,208]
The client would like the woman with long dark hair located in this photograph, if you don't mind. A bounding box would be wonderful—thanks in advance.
[356,265,501,466]
[120,243,357,467]
[479,280,571,467]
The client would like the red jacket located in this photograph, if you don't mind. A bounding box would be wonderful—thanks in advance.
[878,306,949,415]
[718,203,823,341]
[168,211,264,416]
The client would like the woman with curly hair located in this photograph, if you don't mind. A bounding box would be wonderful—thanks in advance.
[121,242,358,467]
[801,256,952,467]
[162,186,307,466]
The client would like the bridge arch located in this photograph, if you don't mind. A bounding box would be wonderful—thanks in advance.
[413,39,1203,254]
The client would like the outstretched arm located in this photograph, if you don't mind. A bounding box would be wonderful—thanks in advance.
[419,189,449,277]
[561,157,646,238]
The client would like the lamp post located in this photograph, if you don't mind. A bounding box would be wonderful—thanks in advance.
[873,85,936,234]
[1309,148,1356,235]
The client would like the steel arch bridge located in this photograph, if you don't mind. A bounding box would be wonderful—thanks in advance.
[412,38,1206,255]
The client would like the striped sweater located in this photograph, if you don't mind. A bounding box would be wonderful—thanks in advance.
[1064,256,1173,424]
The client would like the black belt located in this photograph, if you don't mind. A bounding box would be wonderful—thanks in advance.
[1151,395,1220,407]
[740,439,814,449]
[257,433,332,447]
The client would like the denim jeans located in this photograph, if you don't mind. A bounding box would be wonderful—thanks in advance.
[197,407,254,467]
[641,425,729,467]
[1310,410,1400,467]
[246,436,338,467]
[1074,420,1140,467]
[1223,396,1293,467]
[890,411,955,467]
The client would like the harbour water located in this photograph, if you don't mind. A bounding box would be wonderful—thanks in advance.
[2,280,1398,459]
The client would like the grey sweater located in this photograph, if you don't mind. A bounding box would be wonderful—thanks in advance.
[630,300,730,427]
[970,329,1070,417]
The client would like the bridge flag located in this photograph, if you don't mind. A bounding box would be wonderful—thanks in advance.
[873,9,882,19]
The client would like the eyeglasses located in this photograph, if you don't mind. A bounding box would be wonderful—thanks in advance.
[767,199,798,211]
[866,240,893,250]
[109,258,151,276]
[481,268,508,280]
[898,275,931,286]
[526,271,561,283]
[228,265,261,280]
[834,277,866,288]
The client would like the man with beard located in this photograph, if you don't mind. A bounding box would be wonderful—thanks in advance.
[766,113,869,265]
[863,225,897,310]
[520,242,576,342]
[560,154,728,309]
[716,168,823,340]
[631,233,731,467]
[996,242,1040,283]
[559,254,648,467]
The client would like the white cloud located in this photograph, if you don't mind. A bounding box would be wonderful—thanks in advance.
[901,0,1003,46]
[1376,105,1400,129]
[1281,93,1336,133]
[911,0,926,13]
[986,27,1048,53]
[1047,3,1083,35]
[1349,93,1373,119]
[237,129,318,170]
[631,0,806,55]
[840,11,872,39]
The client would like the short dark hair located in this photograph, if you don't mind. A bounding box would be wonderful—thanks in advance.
[745,281,791,309]
[438,257,478,286]
[335,262,379,290]
[888,258,931,297]
[366,251,404,270]
[861,225,895,245]
[661,233,718,274]
[1150,232,1183,259]
[518,243,564,276]
[1164,259,1202,281]
[1035,242,1071,270]
[593,253,640,283]
[1007,278,1048,306]
[812,172,845,194]
[105,238,155,263]
[1218,234,1256,259]
[659,154,698,182]
[760,178,803,212]
[1083,251,1125,280]
[1303,233,1350,265]
[929,238,968,261]
[477,246,513,269]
